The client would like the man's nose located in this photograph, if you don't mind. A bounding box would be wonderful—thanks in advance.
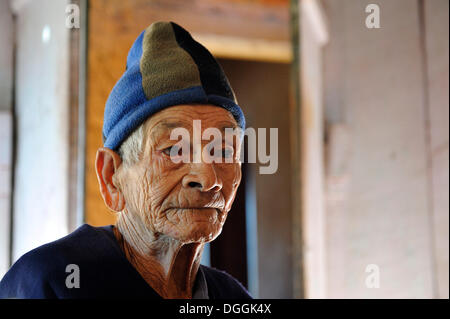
[182,163,223,192]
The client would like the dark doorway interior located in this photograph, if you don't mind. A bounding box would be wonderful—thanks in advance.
[209,59,292,297]
[210,163,248,288]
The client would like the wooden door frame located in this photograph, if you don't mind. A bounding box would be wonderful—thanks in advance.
[291,0,329,298]
[68,0,88,231]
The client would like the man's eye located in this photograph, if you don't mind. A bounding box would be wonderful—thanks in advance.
[162,145,181,157]
[222,148,234,159]
[207,145,233,159]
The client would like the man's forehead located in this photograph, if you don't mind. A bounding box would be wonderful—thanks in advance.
[152,119,238,132]
[146,105,239,133]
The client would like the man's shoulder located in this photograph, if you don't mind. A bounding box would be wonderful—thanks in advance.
[0,224,117,298]
[200,265,252,299]
[13,224,115,268]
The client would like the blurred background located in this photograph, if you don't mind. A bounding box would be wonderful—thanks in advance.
[0,0,448,298]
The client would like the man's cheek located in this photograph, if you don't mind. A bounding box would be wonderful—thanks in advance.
[146,176,182,218]
[226,166,242,192]
[121,171,146,210]
[129,167,163,219]
[140,162,170,203]
[226,172,242,210]
[223,183,239,212]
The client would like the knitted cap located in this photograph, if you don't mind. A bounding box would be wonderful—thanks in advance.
[103,21,246,151]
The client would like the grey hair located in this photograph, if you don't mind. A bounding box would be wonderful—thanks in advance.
[118,123,145,166]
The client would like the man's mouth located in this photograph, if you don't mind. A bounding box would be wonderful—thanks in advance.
[164,207,222,214]
[170,207,220,210]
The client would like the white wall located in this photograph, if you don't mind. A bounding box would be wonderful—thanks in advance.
[322,0,448,298]
[12,0,71,261]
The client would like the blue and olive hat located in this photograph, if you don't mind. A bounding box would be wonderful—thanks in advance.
[102,21,246,151]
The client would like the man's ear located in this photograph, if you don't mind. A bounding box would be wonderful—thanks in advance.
[95,147,125,212]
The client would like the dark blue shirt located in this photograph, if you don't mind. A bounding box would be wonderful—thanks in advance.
[0,224,251,299]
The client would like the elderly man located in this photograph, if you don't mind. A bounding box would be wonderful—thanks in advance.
[0,21,250,299]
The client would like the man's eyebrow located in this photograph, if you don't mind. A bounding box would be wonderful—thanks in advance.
[154,121,187,130]
[148,120,189,143]
[218,122,239,132]
[153,120,238,132]
[148,120,239,142]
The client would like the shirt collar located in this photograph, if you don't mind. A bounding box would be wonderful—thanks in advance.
[192,265,209,299]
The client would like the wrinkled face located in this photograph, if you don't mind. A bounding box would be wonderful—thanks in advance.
[116,104,242,243]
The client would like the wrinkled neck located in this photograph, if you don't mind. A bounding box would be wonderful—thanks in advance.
[114,210,204,299]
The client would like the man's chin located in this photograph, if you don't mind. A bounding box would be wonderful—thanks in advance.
[160,208,226,242]
[171,223,223,244]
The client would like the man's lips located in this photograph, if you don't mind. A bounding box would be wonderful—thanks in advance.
[164,207,223,213]
[168,207,220,210]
